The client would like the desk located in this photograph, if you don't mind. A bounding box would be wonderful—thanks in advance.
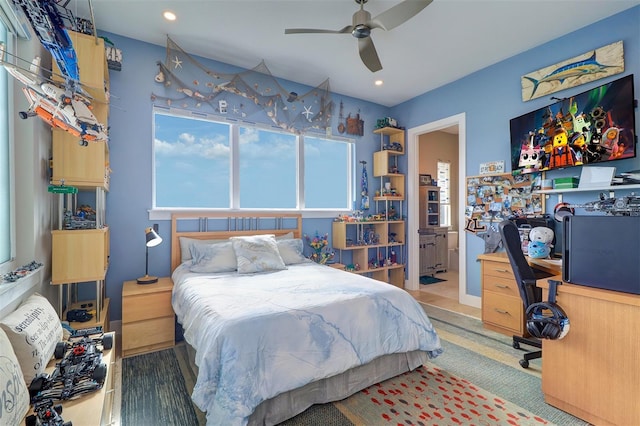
[538,278,640,426]
[477,252,560,336]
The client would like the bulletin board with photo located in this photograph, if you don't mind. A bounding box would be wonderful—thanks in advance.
[465,173,544,226]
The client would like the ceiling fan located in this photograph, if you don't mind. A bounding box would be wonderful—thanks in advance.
[285,0,433,72]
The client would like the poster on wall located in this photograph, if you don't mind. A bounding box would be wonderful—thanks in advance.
[521,40,624,101]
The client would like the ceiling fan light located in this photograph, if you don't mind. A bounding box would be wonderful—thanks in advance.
[163,10,177,21]
[352,24,371,38]
[375,80,383,86]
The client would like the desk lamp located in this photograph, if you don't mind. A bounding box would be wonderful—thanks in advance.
[137,226,162,284]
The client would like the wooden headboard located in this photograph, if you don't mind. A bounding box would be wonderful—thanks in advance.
[171,212,303,272]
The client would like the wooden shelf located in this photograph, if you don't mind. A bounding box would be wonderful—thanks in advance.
[535,183,640,195]
[23,332,116,425]
[52,227,110,284]
[64,298,111,332]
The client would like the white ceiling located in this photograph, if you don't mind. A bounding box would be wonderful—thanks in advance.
[66,0,640,107]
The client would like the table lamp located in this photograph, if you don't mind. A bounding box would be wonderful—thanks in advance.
[137,226,162,284]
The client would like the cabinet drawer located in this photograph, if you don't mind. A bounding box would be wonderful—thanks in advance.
[482,260,514,279]
[122,291,173,322]
[482,292,523,334]
[122,316,175,351]
[483,275,519,297]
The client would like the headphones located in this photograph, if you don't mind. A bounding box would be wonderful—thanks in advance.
[525,279,570,340]
[526,302,570,340]
[554,202,574,222]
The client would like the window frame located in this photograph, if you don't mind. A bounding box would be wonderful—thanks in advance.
[0,23,16,275]
[150,107,356,219]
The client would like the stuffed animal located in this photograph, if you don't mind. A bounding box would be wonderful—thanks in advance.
[527,226,554,258]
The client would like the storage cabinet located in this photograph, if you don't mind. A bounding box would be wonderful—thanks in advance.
[478,253,526,336]
[419,185,440,228]
[419,227,448,275]
[49,32,111,327]
[51,129,110,189]
[122,277,175,357]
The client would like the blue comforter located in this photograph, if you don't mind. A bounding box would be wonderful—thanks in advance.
[172,262,442,425]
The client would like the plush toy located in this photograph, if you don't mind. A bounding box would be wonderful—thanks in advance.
[527,226,554,259]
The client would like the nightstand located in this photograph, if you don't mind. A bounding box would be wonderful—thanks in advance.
[121,277,175,357]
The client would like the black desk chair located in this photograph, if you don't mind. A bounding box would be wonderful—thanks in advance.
[498,220,543,369]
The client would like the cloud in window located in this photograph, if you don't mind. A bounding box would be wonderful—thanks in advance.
[154,133,229,160]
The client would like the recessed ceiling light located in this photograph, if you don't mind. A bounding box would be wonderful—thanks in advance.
[374,80,384,86]
[163,10,177,21]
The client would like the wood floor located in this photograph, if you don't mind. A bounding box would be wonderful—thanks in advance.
[407,270,482,319]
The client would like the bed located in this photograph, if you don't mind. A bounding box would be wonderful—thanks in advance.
[170,212,442,425]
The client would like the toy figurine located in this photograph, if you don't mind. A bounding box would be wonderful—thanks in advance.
[527,226,554,259]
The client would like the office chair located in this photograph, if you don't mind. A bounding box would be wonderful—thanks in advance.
[498,220,543,369]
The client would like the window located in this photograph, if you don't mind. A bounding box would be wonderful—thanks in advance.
[0,21,13,272]
[437,161,451,227]
[153,109,355,211]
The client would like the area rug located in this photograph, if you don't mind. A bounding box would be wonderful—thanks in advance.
[420,275,446,285]
[121,348,199,426]
[119,305,588,426]
[334,365,550,425]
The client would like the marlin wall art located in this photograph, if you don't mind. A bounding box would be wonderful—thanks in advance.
[521,40,624,101]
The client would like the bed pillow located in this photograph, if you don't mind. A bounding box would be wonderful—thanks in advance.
[189,240,237,273]
[230,234,287,274]
[275,231,294,240]
[179,237,226,263]
[0,293,63,383]
[0,327,30,425]
[277,238,309,265]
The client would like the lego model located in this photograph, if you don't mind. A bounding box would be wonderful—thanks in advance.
[25,399,72,426]
[29,328,112,403]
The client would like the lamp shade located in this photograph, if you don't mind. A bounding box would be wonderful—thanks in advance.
[145,227,162,247]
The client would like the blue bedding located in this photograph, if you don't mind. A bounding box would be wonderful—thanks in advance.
[172,262,442,425]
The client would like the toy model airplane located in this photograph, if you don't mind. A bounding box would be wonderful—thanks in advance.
[0,42,107,145]
[12,0,81,92]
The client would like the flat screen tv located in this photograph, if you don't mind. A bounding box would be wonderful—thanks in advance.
[509,74,636,175]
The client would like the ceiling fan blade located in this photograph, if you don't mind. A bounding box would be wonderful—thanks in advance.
[369,0,433,31]
[358,37,382,72]
[285,26,353,35]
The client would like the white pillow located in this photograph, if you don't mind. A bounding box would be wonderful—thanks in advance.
[189,240,237,273]
[275,231,294,240]
[277,238,310,265]
[0,293,63,383]
[230,234,287,274]
[0,328,30,424]
[179,236,225,262]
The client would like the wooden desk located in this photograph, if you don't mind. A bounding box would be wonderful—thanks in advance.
[477,252,561,336]
[539,278,640,426]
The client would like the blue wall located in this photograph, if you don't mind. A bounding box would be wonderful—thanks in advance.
[99,33,388,320]
[391,6,640,297]
[100,7,640,320]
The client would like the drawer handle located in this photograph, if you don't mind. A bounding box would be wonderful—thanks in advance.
[493,268,509,273]
[494,308,510,315]
[494,284,510,289]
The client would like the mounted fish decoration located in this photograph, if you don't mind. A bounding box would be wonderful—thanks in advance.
[521,41,624,101]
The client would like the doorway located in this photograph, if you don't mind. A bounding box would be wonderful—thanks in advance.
[406,113,481,310]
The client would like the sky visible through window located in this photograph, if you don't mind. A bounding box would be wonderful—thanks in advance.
[154,112,353,210]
